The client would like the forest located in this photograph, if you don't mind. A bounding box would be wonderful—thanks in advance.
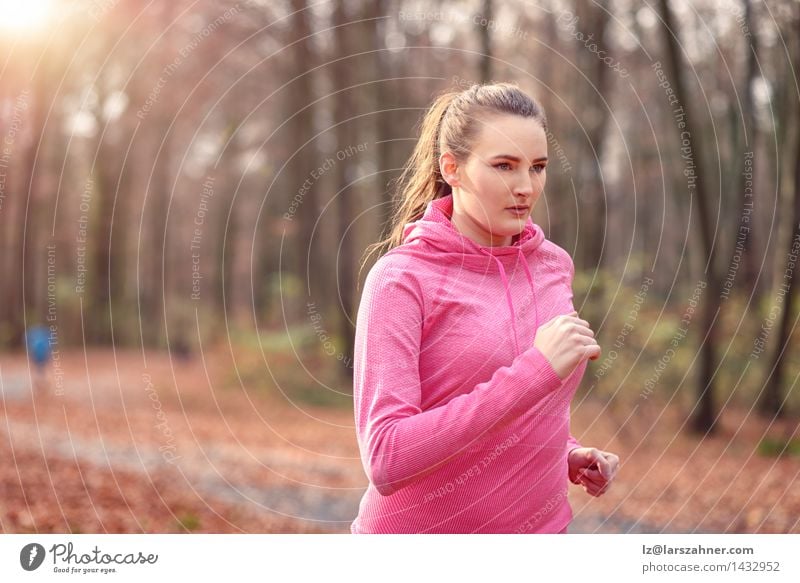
[0,0,798,534]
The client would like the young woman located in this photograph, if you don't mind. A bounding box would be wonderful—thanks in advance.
[351,82,619,534]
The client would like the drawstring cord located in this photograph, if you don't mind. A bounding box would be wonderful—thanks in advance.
[477,247,540,357]
[518,247,540,346]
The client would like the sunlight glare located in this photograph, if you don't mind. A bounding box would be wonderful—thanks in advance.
[0,0,53,32]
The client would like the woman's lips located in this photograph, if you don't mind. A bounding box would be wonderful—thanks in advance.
[506,207,529,216]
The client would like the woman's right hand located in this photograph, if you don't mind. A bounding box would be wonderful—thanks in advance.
[533,311,600,380]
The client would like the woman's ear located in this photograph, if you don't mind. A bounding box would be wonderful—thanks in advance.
[439,151,460,187]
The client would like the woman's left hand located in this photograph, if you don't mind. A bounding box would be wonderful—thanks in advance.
[567,447,619,497]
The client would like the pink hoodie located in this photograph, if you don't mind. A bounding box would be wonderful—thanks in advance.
[351,194,586,534]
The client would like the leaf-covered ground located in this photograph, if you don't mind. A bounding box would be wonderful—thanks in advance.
[1,349,797,533]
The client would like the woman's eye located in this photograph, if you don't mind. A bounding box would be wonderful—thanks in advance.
[530,165,546,174]
[494,162,512,170]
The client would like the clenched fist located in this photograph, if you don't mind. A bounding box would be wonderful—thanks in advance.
[534,311,600,380]
[568,447,620,497]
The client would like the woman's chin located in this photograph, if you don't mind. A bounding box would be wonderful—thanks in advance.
[482,227,523,246]
[502,216,528,231]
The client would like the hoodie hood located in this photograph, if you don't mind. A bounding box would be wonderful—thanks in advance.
[388,194,545,356]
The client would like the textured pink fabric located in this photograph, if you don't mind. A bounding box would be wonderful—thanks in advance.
[351,194,586,533]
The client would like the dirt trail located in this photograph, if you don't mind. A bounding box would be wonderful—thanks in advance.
[0,350,364,533]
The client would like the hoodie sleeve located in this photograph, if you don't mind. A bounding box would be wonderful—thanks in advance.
[567,434,583,451]
[564,252,584,471]
[564,250,588,481]
[566,434,584,485]
[353,259,564,496]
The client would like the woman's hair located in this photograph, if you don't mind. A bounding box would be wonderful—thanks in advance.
[360,82,547,276]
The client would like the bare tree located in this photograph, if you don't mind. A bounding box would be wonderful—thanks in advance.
[478,0,493,83]
[573,0,611,273]
[658,0,721,433]
[727,0,761,302]
[761,4,800,417]
[331,1,362,376]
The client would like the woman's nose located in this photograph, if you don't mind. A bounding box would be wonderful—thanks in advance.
[513,179,533,198]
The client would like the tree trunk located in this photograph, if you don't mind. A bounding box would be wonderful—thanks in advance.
[478,0,493,83]
[17,68,47,346]
[573,0,610,273]
[333,0,357,379]
[89,80,117,344]
[727,0,760,302]
[658,0,721,434]
[761,7,800,417]
[288,0,318,323]
[371,0,396,236]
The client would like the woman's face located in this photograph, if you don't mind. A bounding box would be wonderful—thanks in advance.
[441,113,548,247]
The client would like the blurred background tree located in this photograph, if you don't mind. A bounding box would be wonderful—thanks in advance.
[1,0,799,428]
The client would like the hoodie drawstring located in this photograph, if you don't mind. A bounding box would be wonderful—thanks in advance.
[478,247,540,357]
[518,248,541,347]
